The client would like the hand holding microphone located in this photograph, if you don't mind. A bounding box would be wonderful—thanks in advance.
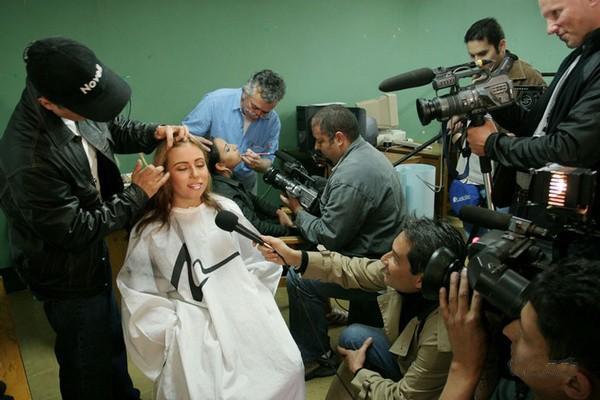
[215,210,293,264]
[256,235,302,267]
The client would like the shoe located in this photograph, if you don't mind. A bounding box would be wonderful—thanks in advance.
[304,350,340,381]
[325,308,348,327]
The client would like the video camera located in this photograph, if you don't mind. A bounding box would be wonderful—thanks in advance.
[421,206,550,319]
[416,55,517,126]
[263,150,321,215]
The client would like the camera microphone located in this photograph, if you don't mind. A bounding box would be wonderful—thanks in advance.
[379,68,436,92]
[459,206,550,238]
[492,52,519,76]
[215,210,265,245]
[274,150,297,164]
[378,60,496,93]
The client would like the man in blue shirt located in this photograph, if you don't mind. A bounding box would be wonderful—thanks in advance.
[183,69,285,193]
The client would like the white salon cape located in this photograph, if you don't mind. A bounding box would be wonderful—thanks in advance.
[117,197,304,400]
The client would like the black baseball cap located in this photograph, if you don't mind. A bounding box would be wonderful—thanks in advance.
[24,37,131,122]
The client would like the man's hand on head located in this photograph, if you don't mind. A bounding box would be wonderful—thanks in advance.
[155,125,190,149]
[130,160,170,198]
[193,135,213,152]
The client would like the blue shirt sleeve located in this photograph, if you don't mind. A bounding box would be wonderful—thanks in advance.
[182,95,213,136]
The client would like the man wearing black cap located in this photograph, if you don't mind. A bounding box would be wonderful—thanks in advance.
[0,37,190,399]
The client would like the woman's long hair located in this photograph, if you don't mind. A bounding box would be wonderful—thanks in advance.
[135,136,222,235]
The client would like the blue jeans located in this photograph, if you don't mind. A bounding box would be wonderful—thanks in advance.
[43,289,140,400]
[286,268,380,362]
[339,323,402,381]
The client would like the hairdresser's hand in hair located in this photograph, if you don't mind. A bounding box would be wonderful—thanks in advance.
[155,124,193,149]
[438,268,486,400]
[130,160,170,198]
[338,337,373,374]
[257,235,301,266]
[280,194,302,214]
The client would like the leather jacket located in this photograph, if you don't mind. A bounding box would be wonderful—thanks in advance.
[0,84,159,299]
[488,28,600,171]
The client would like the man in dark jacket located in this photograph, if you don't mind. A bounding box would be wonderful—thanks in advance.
[466,0,600,233]
[0,37,191,399]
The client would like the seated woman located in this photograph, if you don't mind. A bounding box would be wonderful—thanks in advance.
[117,137,304,400]
[208,137,296,236]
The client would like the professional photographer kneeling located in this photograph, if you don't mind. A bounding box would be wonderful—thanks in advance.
[260,217,465,400]
[439,258,600,400]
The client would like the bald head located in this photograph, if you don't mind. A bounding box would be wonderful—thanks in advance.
[539,0,600,48]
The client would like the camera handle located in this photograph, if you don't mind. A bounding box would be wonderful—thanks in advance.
[470,113,495,211]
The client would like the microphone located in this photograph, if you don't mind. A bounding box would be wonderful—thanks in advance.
[274,149,297,164]
[215,210,265,245]
[459,206,549,238]
[492,52,518,77]
[379,60,497,93]
[379,68,435,92]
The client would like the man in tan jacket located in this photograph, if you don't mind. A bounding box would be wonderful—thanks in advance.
[260,217,466,399]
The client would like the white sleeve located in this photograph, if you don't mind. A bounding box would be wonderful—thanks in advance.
[117,230,179,381]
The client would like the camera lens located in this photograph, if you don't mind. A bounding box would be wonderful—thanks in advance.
[416,98,437,126]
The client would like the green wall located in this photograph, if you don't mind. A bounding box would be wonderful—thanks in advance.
[0,0,568,268]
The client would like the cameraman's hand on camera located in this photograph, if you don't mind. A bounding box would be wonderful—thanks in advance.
[131,160,170,198]
[466,118,497,156]
[337,337,373,375]
[447,116,468,144]
[438,268,487,400]
[280,194,302,214]
[257,235,302,266]
[276,208,295,227]
[447,115,465,134]
[242,149,271,172]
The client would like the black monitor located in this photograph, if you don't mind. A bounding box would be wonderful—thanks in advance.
[296,105,367,153]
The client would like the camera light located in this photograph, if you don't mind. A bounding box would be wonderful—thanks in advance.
[529,166,596,217]
[547,172,568,207]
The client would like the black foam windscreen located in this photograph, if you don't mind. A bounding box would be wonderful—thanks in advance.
[215,210,238,232]
[378,68,435,92]
[459,206,512,231]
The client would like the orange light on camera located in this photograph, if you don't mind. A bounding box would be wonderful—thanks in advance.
[548,172,568,207]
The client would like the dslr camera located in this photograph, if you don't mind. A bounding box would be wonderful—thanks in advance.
[263,150,321,215]
[417,55,517,126]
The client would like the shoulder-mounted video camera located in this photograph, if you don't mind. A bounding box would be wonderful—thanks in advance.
[416,55,517,126]
[263,150,322,215]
